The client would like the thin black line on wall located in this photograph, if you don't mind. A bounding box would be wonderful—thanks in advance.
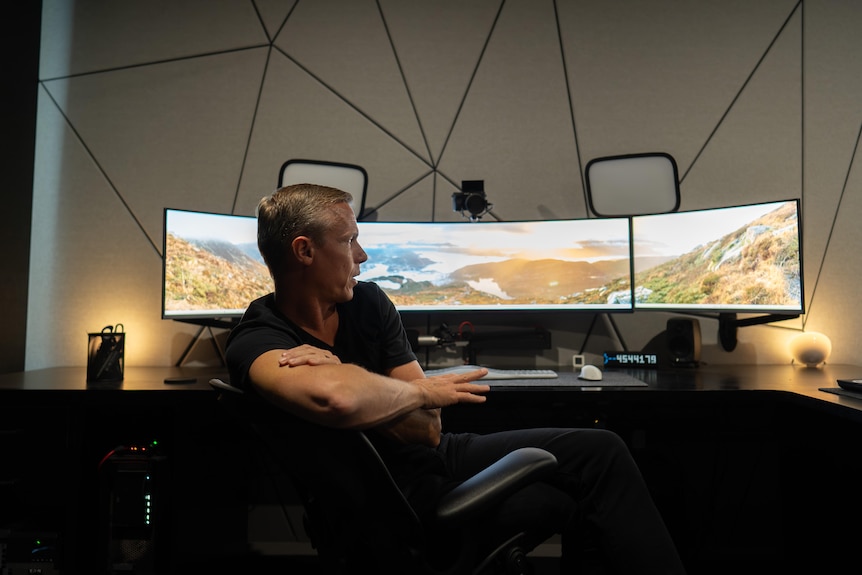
[270,45,430,168]
[376,0,434,164]
[433,0,506,222]
[231,46,274,215]
[431,171,440,222]
[38,45,269,83]
[249,0,271,43]
[799,0,806,328]
[255,0,300,44]
[366,0,440,216]
[803,122,862,328]
[552,0,585,215]
[435,0,506,169]
[362,169,435,220]
[40,83,158,256]
[800,0,806,224]
[262,0,437,214]
[680,0,803,185]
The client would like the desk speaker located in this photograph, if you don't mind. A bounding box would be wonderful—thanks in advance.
[666,318,701,366]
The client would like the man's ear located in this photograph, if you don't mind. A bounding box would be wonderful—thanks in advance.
[291,236,314,265]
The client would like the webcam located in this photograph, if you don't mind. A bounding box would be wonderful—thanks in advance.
[452,180,492,221]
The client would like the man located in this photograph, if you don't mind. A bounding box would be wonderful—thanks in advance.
[225,183,686,574]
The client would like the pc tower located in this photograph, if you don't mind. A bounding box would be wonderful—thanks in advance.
[98,442,168,574]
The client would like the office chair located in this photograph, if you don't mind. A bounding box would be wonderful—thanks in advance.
[209,378,558,574]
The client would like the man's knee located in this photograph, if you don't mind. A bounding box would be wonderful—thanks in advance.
[550,428,633,471]
[588,428,628,452]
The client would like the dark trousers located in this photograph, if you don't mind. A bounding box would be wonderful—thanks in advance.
[437,428,687,575]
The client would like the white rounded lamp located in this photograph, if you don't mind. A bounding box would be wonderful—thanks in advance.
[789,331,832,368]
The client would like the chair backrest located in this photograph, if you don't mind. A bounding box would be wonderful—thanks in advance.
[209,378,561,575]
[210,379,428,573]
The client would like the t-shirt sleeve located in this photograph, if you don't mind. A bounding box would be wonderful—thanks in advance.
[225,285,417,389]
[225,298,301,391]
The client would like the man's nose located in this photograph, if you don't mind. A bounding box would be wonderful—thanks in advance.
[355,243,368,262]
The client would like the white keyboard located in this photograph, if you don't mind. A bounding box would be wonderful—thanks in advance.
[424,364,558,380]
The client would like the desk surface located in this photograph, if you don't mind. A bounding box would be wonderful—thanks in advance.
[0,365,225,392]
[486,363,862,422]
[2,363,862,417]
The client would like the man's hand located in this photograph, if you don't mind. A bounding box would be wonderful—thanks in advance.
[415,367,490,408]
[278,344,342,367]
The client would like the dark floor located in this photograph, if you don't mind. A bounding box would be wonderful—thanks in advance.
[185,552,796,575]
[186,553,563,574]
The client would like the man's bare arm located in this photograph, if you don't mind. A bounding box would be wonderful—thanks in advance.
[277,347,451,446]
[249,349,489,431]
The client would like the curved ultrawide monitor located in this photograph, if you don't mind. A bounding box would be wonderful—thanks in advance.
[162,209,634,321]
[355,218,634,312]
[631,199,803,314]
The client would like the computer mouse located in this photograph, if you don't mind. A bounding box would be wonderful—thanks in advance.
[578,364,603,381]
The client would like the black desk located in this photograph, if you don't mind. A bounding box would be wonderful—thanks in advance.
[3,362,860,408]
[2,364,862,574]
[442,363,862,574]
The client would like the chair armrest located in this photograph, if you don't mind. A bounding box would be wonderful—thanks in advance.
[209,378,249,419]
[435,447,557,525]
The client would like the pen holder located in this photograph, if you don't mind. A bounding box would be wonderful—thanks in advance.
[87,327,125,383]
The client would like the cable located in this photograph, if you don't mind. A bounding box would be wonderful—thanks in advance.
[98,446,125,471]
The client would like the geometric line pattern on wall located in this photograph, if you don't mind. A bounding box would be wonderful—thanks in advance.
[32,0,835,369]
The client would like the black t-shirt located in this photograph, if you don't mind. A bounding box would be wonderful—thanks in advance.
[225,281,447,491]
[225,281,416,391]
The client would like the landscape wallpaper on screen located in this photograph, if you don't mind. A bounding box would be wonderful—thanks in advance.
[632,201,802,311]
[163,214,634,315]
[163,210,272,318]
[356,220,633,311]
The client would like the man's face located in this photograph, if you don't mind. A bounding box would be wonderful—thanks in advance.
[313,202,367,303]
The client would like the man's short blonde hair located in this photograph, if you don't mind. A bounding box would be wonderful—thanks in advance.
[257,183,353,275]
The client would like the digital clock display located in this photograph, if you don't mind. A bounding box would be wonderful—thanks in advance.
[603,351,660,368]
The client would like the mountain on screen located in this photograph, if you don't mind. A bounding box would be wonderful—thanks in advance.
[634,202,801,306]
[164,234,272,312]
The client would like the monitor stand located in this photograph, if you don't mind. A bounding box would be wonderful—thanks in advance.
[717,312,800,351]
[174,318,238,366]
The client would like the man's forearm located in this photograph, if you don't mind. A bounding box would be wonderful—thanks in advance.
[253,350,487,432]
[376,407,442,447]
